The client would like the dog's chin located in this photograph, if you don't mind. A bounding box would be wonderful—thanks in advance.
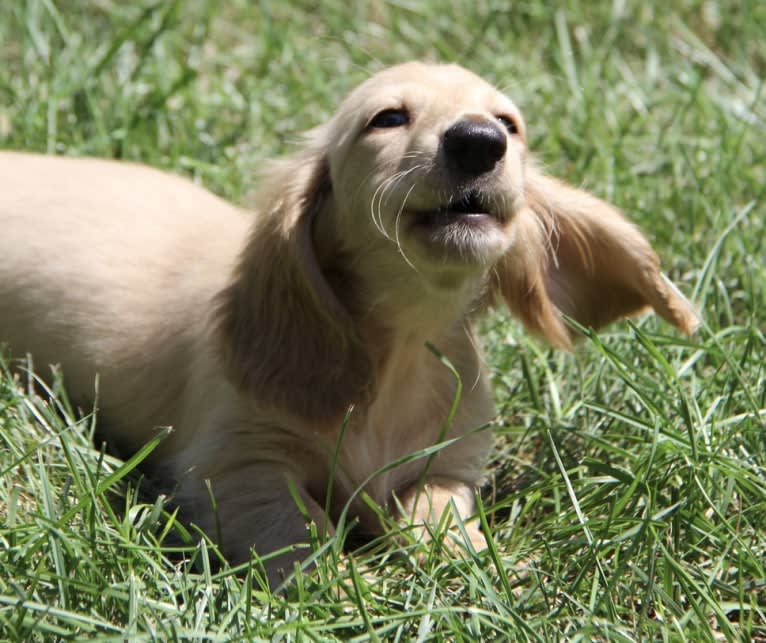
[407,209,512,268]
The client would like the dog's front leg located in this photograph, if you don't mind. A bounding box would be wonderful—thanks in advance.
[396,476,485,552]
[179,467,332,588]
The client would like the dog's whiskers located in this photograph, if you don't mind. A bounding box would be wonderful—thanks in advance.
[370,164,425,240]
[393,182,421,274]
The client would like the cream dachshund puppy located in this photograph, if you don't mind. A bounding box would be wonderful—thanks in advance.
[0,62,698,585]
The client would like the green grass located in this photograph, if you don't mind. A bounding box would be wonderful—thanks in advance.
[1,0,765,639]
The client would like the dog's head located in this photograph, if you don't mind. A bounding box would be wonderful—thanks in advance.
[217,62,698,424]
[319,62,525,276]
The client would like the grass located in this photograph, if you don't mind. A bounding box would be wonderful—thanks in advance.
[1,0,765,639]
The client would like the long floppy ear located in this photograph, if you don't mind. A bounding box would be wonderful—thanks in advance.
[495,164,699,348]
[215,134,373,424]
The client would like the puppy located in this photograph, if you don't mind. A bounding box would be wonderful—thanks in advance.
[0,62,698,585]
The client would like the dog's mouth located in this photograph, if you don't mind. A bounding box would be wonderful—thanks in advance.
[403,188,513,266]
[412,190,496,228]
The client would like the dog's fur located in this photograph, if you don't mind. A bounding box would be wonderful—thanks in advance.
[0,62,698,585]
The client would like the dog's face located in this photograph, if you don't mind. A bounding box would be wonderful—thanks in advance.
[322,62,527,279]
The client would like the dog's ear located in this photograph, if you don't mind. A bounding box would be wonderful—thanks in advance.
[494,165,699,348]
[215,132,373,425]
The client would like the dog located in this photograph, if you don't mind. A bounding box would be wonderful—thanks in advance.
[0,62,698,585]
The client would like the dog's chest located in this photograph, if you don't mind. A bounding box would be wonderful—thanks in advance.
[329,373,465,508]
[309,338,494,529]
[341,405,432,492]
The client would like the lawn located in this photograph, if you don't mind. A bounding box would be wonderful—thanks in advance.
[1,0,765,639]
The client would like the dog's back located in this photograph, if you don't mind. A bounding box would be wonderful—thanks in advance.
[0,152,249,451]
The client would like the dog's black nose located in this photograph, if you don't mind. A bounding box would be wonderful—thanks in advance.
[443,119,507,176]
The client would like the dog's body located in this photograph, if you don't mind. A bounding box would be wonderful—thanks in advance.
[0,152,494,572]
[0,63,697,584]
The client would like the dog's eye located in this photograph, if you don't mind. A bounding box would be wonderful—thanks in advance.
[496,115,519,135]
[368,108,410,129]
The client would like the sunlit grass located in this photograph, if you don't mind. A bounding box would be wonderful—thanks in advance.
[1,0,764,639]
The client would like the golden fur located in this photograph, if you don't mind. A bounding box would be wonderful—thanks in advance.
[0,62,698,586]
